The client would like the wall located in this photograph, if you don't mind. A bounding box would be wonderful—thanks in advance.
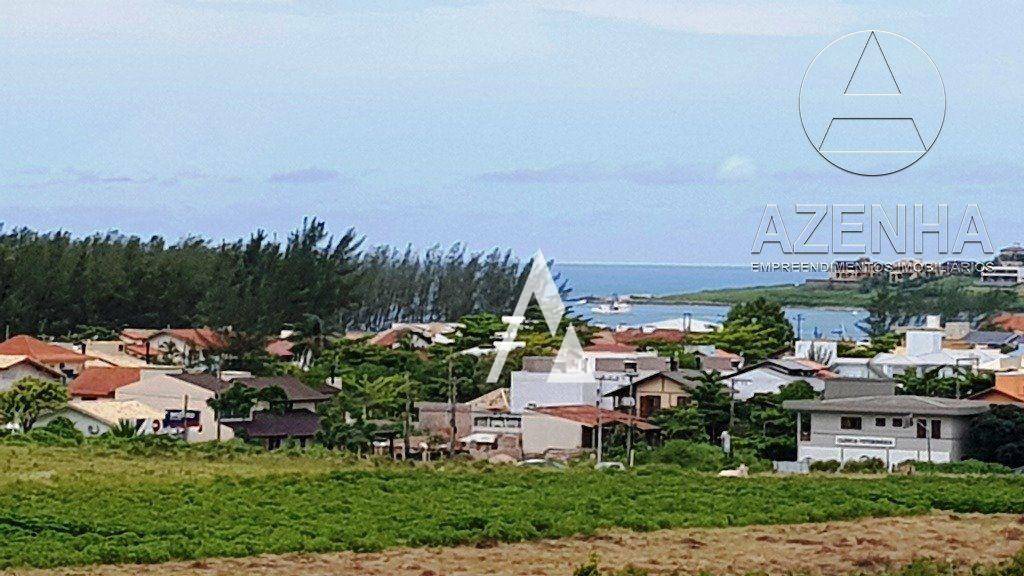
[0,364,59,392]
[115,373,233,442]
[36,410,110,436]
[521,412,582,456]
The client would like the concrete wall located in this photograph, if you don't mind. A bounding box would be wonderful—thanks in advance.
[521,412,582,456]
[115,373,233,442]
[796,411,973,467]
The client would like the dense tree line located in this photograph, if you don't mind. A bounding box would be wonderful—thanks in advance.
[0,220,533,337]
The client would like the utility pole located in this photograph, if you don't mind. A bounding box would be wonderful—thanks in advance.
[447,360,457,455]
[626,370,638,468]
[402,373,412,461]
[181,394,189,443]
[594,375,610,465]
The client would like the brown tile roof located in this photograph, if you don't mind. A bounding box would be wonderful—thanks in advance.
[232,376,330,403]
[226,409,320,438]
[69,367,142,398]
[0,335,90,364]
[529,405,659,431]
[584,341,639,353]
[170,373,232,394]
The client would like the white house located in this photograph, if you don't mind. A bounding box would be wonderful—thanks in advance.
[870,329,1009,378]
[37,400,165,437]
[521,405,658,457]
[115,372,234,442]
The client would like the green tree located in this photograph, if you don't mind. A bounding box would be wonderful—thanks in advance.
[0,377,68,431]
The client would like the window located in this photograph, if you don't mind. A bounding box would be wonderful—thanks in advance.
[892,417,903,428]
[840,416,862,430]
[875,417,886,427]
[931,419,942,439]
[917,419,927,439]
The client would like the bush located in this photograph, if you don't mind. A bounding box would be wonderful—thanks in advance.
[809,459,841,473]
[842,457,886,474]
[640,440,770,473]
[911,459,1015,475]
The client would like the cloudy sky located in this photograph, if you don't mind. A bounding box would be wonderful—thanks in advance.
[0,1,1020,263]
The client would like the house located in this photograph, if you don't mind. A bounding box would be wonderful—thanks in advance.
[720,359,835,400]
[0,335,90,378]
[37,400,165,437]
[54,340,178,369]
[980,265,1024,287]
[120,328,228,365]
[0,355,67,391]
[684,345,744,372]
[637,317,721,334]
[829,257,875,283]
[114,372,234,442]
[415,388,521,459]
[783,381,991,468]
[604,370,703,418]
[69,367,143,400]
[870,329,1010,378]
[962,330,1021,350]
[228,376,331,413]
[225,409,320,450]
[521,405,658,458]
[511,349,671,413]
[970,372,1024,404]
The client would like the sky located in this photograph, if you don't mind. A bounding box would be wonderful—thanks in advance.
[0,1,1021,264]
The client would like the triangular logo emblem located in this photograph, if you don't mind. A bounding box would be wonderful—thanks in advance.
[845,31,901,95]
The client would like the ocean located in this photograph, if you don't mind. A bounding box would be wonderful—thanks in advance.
[552,263,868,340]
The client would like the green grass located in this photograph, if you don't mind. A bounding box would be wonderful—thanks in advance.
[647,283,873,308]
[5,446,1024,569]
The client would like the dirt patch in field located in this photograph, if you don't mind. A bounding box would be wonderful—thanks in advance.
[8,513,1023,576]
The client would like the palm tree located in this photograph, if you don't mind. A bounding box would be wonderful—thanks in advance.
[287,313,326,369]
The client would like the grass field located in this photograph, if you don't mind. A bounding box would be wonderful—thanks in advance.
[5,445,1024,570]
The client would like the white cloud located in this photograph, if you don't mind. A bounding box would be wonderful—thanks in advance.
[716,156,757,181]
[532,0,854,37]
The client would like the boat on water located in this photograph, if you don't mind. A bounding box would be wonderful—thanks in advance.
[590,301,633,314]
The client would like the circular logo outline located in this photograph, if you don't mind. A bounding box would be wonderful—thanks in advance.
[798,30,946,177]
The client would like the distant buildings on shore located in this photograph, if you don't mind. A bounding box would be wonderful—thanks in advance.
[817,245,1024,287]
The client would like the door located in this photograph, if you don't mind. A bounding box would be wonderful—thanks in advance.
[639,395,661,418]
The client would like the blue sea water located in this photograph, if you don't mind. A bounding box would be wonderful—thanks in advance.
[553,263,868,339]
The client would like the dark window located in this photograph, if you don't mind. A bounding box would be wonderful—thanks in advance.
[931,419,942,439]
[892,417,903,427]
[800,413,811,442]
[916,419,927,438]
[875,417,886,427]
[474,417,488,427]
[840,416,862,430]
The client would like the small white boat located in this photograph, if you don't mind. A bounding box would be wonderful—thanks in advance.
[590,302,633,315]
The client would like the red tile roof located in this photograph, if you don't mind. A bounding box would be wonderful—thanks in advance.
[265,339,295,358]
[0,335,90,364]
[583,342,639,353]
[530,405,659,431]
[69,367,142,398]
[991,313,1024,333]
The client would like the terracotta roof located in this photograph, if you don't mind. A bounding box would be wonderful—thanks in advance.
[529,405,659,431]
[0,335,90,364]
[611,328,690,344]
[122,328,228,350]
[226,409,320,438]
[583,341,639,353]
[69,367,142,398]
[265,339,295,358]
[991,314,1024,333]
